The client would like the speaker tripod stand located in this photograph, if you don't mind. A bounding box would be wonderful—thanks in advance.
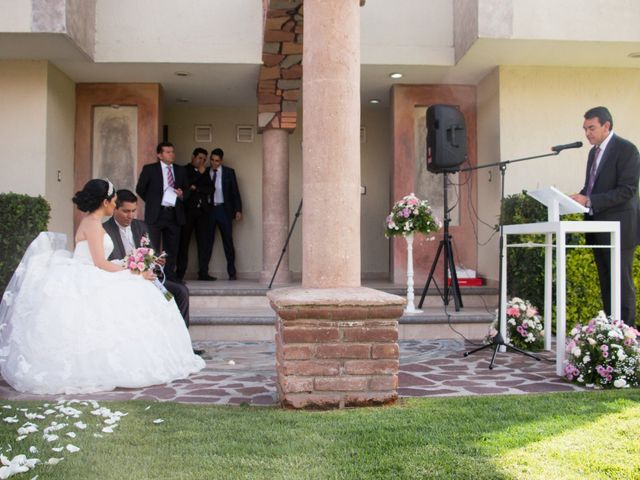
[418,173,463,311]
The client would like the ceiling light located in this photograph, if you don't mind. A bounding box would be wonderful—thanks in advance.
[628,52,640,58]
[389,72,403,79]
[369,99,380,104]
[174,71,192,77]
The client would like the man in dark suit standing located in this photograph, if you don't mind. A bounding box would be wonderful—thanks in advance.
[177,148,216,281]
[205,148,243,280]
[136,142,187,282]
[571,106,640,327]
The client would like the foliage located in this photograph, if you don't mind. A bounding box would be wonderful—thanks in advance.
[502,191,640,332]
[0,392,639,479]
[565,312,639,389]
[0,193,50,296]
[384,193,440,238]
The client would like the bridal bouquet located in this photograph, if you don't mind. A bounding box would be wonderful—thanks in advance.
[125,236,173,301]
[564,311,639,389]
[384,193,440,238]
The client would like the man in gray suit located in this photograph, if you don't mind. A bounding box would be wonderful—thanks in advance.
[104,190,199,348]
[571,106,640,327]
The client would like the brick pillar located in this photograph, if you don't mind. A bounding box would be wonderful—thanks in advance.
[269,288,404,408]
[260,128,291,284]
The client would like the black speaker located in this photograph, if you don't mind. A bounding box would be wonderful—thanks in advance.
[426,104,468,173]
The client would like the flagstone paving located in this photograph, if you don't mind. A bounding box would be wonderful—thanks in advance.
[0,340,583,405]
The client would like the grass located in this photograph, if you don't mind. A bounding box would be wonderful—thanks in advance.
[0,390,639,479]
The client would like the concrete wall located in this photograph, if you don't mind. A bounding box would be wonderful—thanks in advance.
[476,65,640,281]
[0,0,31,32]
[164,105,391,278]
[45,63,75,241]
[0,60,48,197]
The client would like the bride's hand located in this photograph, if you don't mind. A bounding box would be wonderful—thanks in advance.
[142,270,157,281]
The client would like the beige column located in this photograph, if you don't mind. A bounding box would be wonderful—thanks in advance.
[302,0,361,288]
[260,128,291,284]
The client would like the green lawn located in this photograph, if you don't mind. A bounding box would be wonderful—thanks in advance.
[0,390,639,479]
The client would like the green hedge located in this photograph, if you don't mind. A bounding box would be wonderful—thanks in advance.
[503,191,640,332]
[0,193,50,296]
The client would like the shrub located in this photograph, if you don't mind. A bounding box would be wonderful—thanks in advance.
[502,191,639,333]
[0,193,50,296]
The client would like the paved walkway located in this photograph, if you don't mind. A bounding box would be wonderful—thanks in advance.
[0,340,582,405]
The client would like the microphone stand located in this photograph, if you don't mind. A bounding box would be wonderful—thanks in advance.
[461,149,565,368]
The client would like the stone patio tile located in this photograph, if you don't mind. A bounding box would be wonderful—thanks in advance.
[463,386,512,395]
[398,373,437,387]
[515,383,577,393]
[184,389,229,396]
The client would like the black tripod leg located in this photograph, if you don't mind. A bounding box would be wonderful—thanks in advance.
[445,237,463,311]
[463,342,493,357]
[488,344,499,370]
[505,344,542,362]
[268,199,302,289]
[418,239,444,308]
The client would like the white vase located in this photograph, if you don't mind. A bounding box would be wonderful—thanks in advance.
[404,232,421,314]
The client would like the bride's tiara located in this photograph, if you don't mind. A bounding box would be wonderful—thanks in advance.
[105,178,115,197]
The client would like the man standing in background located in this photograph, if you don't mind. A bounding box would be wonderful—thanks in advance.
[571,106,640,327]
[177,147,215,281]
[136,142,187,282]
[204,148,243,280]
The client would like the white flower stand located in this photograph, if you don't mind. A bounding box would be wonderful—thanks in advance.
[404,232,422,314]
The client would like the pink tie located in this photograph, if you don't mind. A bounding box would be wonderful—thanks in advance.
[166,165,175,188]
[586,147,600,196]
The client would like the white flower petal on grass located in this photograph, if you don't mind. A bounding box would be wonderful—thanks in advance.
[46,458,63,465]
[42,434,58,443]
[0,454,39,479]
[228,360,236,365]
[15,437,25,442]
[104,418,118,425]
[65,445,79,454]
[24,414,44,421]
[144,406,151,411]
[65,432,76,439]
[2,418,18,424]
[28,447,37,455]
[152,419,164,424]
[101,426,114,434]
[1,406,11,410]
[93,433,103,439]
[51,447,63,453]
[30,475,38,480]
[73,421,86,430]
[17,424,38,436]
[42,410,55,416]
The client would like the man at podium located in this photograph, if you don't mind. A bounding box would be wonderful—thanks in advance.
[570,106,640,328]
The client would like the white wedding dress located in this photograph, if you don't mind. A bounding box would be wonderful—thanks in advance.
[0,232,205,394]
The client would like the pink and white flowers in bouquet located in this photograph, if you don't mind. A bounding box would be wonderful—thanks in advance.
[486,297,544,350]
[384,193,441,238]
[564,311,639,389]
[124,235,173,301]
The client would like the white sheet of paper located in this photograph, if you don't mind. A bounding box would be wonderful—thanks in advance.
[162,188,178,206]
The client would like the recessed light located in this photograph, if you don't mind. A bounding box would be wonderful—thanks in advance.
[174,71,192,77]
[369,99,380,104]
[176,98,189,103]
[389,72,403,79]
[628,52,640,58]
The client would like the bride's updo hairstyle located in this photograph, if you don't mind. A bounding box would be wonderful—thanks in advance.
[72,179,116,213]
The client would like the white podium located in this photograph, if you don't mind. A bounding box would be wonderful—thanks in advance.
[502,186,621,376]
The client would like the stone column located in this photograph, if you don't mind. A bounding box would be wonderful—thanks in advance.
[260,128,292,284]
[268,0,404,409]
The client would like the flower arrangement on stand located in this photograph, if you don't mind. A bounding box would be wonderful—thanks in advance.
[124,235,173,301]
[486,297,545,350]
[564,311,639,389]
[385,193,440,313]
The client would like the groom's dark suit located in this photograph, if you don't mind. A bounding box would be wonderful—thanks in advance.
[103,217,190,327]
[580,133,640,326]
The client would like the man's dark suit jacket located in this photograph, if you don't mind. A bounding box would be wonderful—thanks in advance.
[136,161,188,225]
[579,133,640,249]
[207,165,242,219]
[103,217,191,327]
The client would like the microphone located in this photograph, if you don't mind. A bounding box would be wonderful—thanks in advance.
[551,141,583,152]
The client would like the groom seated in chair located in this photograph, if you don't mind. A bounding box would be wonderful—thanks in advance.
[104,189,204,355]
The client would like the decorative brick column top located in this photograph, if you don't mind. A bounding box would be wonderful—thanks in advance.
[269,287,405,409]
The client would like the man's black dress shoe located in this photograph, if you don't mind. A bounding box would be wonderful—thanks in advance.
[229,275,237,281]
[198,274,217,281]
[193,348,205,356]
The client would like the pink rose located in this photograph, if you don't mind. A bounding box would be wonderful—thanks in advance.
[137,262,145,271]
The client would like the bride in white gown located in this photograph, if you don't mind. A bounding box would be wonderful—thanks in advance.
[0,179,205,394]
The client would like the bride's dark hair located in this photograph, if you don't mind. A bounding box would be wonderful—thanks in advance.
[72,179,116,213]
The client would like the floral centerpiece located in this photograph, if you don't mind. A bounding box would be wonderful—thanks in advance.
[564,311,639,389]
[125,236,173,301]
[486,297,545,351]
[384,193,440,238]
